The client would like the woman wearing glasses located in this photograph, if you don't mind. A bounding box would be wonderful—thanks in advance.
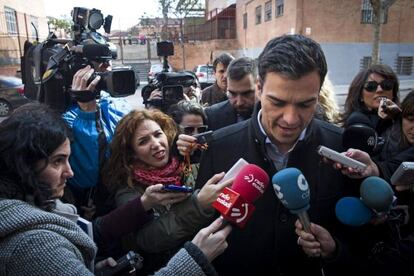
[102,108,231,274]
[341,64,400,136]
[168,100,209,164]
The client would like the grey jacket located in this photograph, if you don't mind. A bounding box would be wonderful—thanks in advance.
[0,198,217,276]
[0,199,96,276]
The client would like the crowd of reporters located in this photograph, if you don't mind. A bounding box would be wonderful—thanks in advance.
[1,33,414,276]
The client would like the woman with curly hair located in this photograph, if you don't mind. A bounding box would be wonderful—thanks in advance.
[102,108,230,274]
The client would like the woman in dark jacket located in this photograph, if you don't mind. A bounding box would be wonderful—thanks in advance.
[342,64,400,136]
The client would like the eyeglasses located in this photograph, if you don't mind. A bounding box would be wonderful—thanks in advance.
[180,125,208,135]
[363,80,394,92]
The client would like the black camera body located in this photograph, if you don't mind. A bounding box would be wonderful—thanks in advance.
[20,7,135,112]
[141,41,197,112]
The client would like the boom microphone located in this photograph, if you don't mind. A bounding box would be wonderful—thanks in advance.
[272,168,311,232]
[360,176,394,214]
[335,197,373,226]
[212,164,269,228]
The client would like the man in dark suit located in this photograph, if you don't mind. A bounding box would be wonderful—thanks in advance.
[205,57,257,131]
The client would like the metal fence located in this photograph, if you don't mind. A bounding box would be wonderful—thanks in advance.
[184,6,236,42]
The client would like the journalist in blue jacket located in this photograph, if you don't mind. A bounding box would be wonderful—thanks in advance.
[63,63,131,218]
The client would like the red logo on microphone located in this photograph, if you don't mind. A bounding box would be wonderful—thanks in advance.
[212,187,255,228]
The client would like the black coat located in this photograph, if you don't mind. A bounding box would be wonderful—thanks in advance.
[205,100,238,131]
[196,103,357,276]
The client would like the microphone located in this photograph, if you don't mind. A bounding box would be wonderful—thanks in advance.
[360,176,394,214]
[212,164,269,228]
[272,168,311,232]
[71,44,112,61]
[335,197,373,226]
[273,168,327,276]
[342,124,381,155]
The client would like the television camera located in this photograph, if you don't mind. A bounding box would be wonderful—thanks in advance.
[141,41,197,112]
[21,7,136,112]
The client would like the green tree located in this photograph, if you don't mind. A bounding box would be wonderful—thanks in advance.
[47,17,72,34]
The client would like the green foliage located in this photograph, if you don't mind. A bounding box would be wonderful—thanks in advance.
[47,17,72,33]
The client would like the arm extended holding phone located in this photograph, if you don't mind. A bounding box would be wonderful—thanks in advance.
[317,145,367,171]
[176,130,213,157]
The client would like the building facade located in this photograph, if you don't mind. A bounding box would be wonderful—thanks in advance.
[0,0,48,75]
[236,0,414,84]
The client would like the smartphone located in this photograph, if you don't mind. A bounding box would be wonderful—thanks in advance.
[193,130,213,144]
[217,158,249,184]
[390,162,414,186]
[163,184,193,193]
[317,145,367,171]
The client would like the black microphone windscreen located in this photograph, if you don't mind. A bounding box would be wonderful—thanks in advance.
[342,124,377,155]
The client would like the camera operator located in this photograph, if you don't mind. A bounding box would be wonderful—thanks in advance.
[63,62,132,219]
[145,80,201,111]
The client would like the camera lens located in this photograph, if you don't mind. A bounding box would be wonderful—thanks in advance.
[88,11,104,30]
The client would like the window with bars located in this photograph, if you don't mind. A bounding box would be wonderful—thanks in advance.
[243,13,247,29]
[395,56,413,75]
[276,0,284,17]
[4,6,17,34]
[31,16,38,37]
[265,1,272,22]
[255,6,262,25]
[360,56,372,69]
[361,0,388,24]
[360,56,385,70]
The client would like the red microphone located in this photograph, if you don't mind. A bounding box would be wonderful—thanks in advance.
[212,164,269,228]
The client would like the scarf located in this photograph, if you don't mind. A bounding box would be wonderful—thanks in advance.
[133,157,183,186]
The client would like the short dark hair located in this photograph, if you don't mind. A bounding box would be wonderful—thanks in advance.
[168,100,207,126]
[213,53,234,72]
[0,103,71,210]
[227,57,257,82]
[342,64,400,123]
[258,34,327,87]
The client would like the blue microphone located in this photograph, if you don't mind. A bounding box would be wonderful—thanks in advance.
[272,168,311,232]
[360,176,394,214]
[335,197,373,226]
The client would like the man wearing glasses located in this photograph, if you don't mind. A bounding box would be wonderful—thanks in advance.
[205,57,257,131]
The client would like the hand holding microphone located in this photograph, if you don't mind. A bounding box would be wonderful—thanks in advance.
[295,220,337,259]
[272,168,336,260]
[212,164,270,228]
[197,172,233,210]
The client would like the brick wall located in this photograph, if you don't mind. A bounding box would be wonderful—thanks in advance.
[237,0,414,49]
[168,39,240,70]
